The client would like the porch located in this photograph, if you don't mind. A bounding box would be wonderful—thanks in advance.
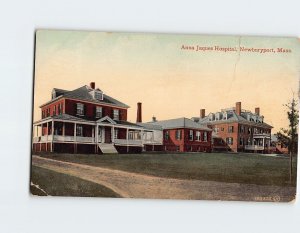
[32,115,161,153]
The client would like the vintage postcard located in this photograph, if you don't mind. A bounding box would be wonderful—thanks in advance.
[31,30,299,202]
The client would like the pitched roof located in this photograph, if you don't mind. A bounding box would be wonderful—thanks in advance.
[136,122,163,131]
[33,113,95,124]
[194,110,273,128]
[41,85,129,108]
[147,117,212,131]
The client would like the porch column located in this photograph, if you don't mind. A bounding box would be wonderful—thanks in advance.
[111,126,115,143]
[74,123,77,142]
[51,120,54,152]
[62,122,65,136]
[95,125,98,153]
[152,131,155,151]
[126,128,129,153]
[140,130,144,146]
[262,137,265,149]
[46,122,49,151]
[36,125,38,137]
[74,123,77,153]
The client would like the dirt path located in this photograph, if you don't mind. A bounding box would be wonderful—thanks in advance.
[32,155,296,202]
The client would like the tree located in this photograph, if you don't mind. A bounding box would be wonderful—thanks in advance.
[276,97,298,155]
[276,97,298,183]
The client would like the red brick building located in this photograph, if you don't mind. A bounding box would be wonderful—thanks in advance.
[32,82,163,154]
[147,117,212,152]
[192,102,273,153]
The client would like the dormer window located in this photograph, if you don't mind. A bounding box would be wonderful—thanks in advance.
[93,90,103,101]
[52,90,56,99]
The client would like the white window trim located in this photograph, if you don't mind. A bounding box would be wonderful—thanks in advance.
[113,109,120,120]
[96,106,102,118]
[76,103,84,116]
[189,130,193,141]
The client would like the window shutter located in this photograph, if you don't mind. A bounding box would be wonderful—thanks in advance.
[74,103,77,115]
[83,104,86,116]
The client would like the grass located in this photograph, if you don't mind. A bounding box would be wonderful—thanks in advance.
[38,152,297,187]
[30,165,121,197]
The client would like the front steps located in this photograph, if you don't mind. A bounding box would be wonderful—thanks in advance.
[98,143,118,154]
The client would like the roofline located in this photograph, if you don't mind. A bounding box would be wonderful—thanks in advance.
[162,126,212,131]
[40,95,64,108]
[40,96,129,109]
[203,120,273,128]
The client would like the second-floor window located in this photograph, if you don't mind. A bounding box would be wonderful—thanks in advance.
[76,103,84,116]
[113,109,119,120]
[228,126,234,133]
[196,131,201,141]
[189,130,193,141]
[175,130,182,140]
[96,106,102,118]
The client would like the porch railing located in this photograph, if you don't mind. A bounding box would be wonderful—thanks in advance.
[33,135,94,143]
[114,139,143,146]
[244,145,265,150]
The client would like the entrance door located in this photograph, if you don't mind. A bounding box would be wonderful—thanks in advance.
[105,127,111,143]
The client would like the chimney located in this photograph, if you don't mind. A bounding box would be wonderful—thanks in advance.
[136,102,142,123]
[200,109,206,119]
[90,82,95,89]
[152,116,157,122]
[255,107,260,116]
[235,102,241,115]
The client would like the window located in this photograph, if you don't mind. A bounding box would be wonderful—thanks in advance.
[76,103,84,116]
[203,132,208,141]
[57,103,63,115]
[248,128,251,134]
[239,137,244,146]
[176,146,180,152]
[96,106,102,118]
[175,130,182,140]
[226,137,233,145]
[239,125,244,133]
[228,126,234,133]
[114,129,118,139]
[94,91,103,100]
[76,125,83,136]
[195,131,201,141]
[189,130,193,141]
[113,109,119,120]
[164,130,169,140]
[53,105,56,116]
[221,127,224,131]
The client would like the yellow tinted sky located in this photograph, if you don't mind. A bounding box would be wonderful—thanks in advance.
[34,30,299,132]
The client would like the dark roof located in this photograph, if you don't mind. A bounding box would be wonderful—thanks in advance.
[147,117,212,131]
[115,120,144,128]
[137,122,163,131]
[34,114,143,129]
[194,110,273,128]
[34,114,95,124]
[41,85,129,108]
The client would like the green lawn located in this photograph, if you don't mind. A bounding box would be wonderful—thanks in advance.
[38,152,297,187]
[30,165,121,197]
